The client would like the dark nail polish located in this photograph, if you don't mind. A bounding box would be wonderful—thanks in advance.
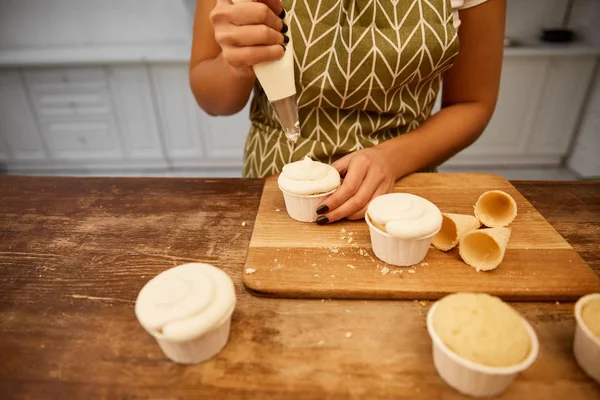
[280,44,286,52]
[316,216,329,225]
[281,23,288,34]
[283,34,289,44]
[279,8,286,19]
[316,205,329,215]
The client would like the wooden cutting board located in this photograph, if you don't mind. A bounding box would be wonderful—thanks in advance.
[243,173,600,301]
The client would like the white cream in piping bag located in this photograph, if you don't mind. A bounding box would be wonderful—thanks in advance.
[233,0,300,143]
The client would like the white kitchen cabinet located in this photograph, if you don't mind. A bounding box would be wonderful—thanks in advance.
[445,53,598,166]
[107,66,166,165]
[0,69,47,162]
[150,64,248,173]
[527,57,596,156]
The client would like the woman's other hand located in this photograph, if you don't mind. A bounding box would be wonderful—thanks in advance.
[315,148,396,224]
[210,0,288,76]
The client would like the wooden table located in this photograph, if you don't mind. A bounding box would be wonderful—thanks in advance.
[0,176,598,399]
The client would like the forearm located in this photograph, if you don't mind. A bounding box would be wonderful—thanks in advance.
[376,101,492,179]
[189,54,256,116]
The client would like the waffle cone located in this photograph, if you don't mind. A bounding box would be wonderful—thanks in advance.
[474,190,517,227]
[459,227,512,271]
[432,213,481,251]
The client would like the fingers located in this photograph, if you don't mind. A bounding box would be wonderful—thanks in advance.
[319,168,382,224]
[211,1,287,69]
[217,24,285,47]
[222,44,285,69]
[346,186,388,220]
[316,158,368,219]
[212,2,284,32]
[331,154,351,176]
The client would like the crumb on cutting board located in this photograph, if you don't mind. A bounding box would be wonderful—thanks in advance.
[345,332,353,339]
[245,268,256,274]
[380,266,390,276]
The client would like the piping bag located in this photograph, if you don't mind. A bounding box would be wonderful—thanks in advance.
[233,0,300,143]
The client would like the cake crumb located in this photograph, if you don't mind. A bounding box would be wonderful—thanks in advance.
[330,275,335,278]
[347,264,356,269]
[419,301,428,307]
[275,208,281,212]
[351,243,359,248]
[408,269,416,274]
[345,332,353,339]
[348,232,354,236]
[347,237,354,244]
[341,228,347,234]
[318,340,325,346]
[274,258,278,262]
[311,263,317,267]
[555,301,560,305]
[329,247,340,254]
[241,221,246,227]
[340,236,346,240]
[321,299,325,302]
[345,309,351,313]
[314,274,319,278]
[359,249,365,256]
[420,262,429,267]
[380,266,390,275]
[245,268,256,274]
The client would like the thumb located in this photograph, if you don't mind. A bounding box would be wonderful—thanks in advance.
[332,153,352,176]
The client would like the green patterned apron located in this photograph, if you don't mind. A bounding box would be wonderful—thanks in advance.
[243,0,460,178]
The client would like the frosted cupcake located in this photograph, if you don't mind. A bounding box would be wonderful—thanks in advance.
[135,263,236,364]
[365,193,442,266]
[277,156,341,222]
[574,293,600,384]
[427,293,539,397]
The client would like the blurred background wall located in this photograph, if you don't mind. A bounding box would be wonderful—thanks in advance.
[0,0,598,179]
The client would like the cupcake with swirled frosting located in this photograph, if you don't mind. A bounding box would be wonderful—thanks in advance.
[277,156,341,222]
[366,193,442,266]
[135,263,236,364]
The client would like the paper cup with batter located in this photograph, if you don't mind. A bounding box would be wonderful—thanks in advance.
[574,293,600,384]
[366,193,442,266]
[135,263,236,364]
[277,156,341,223]
[459,227,511,271]
[427,299,539,397]
[474,190,517,227]
[280,188,336,222]
[432,213,481,251]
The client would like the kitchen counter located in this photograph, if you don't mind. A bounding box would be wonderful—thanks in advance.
[0,176,599,399]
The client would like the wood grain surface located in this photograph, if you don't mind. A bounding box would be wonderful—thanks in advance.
[0,175,599,400]
[244,173,599,300]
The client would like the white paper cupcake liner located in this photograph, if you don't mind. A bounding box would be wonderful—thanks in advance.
[280,188,336,223]
[574,293,600,384]
[365,213,437,266]
[426,301,539,398]
[153,317,232,365]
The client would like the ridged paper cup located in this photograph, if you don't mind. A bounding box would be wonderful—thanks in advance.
[152,315,232,364]
[365,212,438,266]
[574,293,600,384]
[280,188,336,223]
[426,301,539,398]
[135,263,236,365]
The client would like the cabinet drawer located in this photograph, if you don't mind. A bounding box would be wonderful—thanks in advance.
[23,68,105,85]
[40,118,122,160]
[30,87,112,118]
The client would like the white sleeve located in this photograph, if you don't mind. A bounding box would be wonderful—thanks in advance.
[458,0,490,10]
[450,0,491,29]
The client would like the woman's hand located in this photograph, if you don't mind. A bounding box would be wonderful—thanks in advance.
[210,0,288,76]
[315,148,396,224]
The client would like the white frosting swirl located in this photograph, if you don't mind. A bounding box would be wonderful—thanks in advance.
[135,263,236,342]
[277,156,341,196]
[367,193,442,239]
